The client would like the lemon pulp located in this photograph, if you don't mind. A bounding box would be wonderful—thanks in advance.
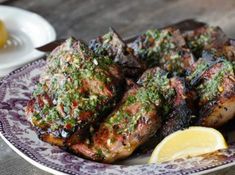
[149,126,227,163]
[0,20,8,48]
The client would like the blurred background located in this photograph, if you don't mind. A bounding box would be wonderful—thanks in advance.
[3,0,235,40]
[0,0,235,174]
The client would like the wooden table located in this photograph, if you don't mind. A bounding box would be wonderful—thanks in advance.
[0,0,235,174]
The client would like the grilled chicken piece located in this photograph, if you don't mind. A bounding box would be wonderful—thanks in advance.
[25,38,125,147]
[138,67,194,137]
[71,83,161,163]
[89,28,146,79]
[187,52,235,127]
[129,27,195,75]
[183,26,228,58]
[69,67,181,163]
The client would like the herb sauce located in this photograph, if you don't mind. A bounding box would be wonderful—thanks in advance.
[31,38,121,137]
[131,28,189,74]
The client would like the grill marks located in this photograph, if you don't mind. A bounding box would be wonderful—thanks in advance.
[71,85,161,163]
[26,38,125,147]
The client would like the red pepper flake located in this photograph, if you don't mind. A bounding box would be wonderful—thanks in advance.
[44,94,53,106]
[26,99,36,113]
[72,100,78,107]
[103,84,113,97]
[117,135,124,142]
[37,95,44,108]
[94,127,109,145]
[65,123,72,130]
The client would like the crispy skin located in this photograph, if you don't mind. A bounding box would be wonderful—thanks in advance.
[25,38,125,147]
[222,44,235,62]
[138,67,194,137]
[70,84,161,163]
[184,26,235,62]
[159,77,194,137]
[197,41,235,64]
[214,39,235,62]
[137,67,176,117]
[198,89,235,127]
[197,67,235,127]
[89,28,146,79]
[70,67,182,163]
[184,26,228,58]
[187,53,235,127]
[129,27,195,75]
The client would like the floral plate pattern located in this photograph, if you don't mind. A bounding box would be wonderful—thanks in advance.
[1,59,235,175]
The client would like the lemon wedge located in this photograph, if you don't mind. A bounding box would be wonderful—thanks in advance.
[149,126,227,164]
[0,20,8,48]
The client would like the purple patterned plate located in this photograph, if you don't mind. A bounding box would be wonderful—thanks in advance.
[1,59,235,175]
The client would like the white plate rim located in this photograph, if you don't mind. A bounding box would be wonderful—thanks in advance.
[0,5,56,70]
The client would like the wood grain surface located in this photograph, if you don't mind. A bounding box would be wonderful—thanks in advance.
[0,0,235,174]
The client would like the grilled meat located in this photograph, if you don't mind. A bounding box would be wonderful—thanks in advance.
[137,67,175,101]
[184,26,228,58]
[25,38,125,147]
[222,44,235,62]
[213,39,235,62]
[138,67,194,137]
[89,28,146,79]
[71,83,161,163]
[129,28,195,75]
[70,67,180,163]
[159,77,194,137]
[25,22,235,163]
[187,52,235,127]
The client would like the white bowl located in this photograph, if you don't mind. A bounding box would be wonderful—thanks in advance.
[0,5,56,76]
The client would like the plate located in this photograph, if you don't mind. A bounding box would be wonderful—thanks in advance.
[0,5,56,76]
[1,59,235,175]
